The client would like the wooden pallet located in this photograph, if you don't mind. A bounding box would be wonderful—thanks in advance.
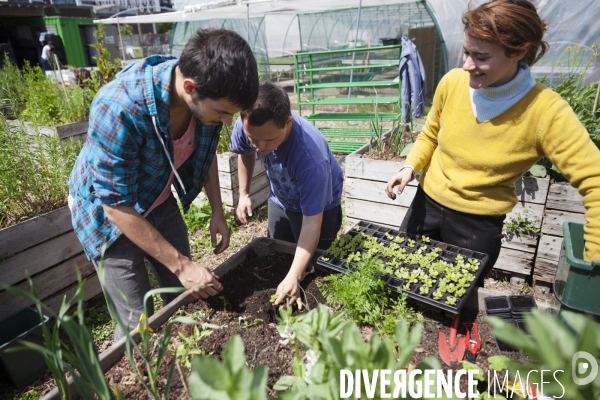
[533,182,586,288]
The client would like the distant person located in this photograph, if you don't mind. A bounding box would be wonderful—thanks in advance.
[385,0,600,286]
[40,41,54,72]
[230,81,344,309]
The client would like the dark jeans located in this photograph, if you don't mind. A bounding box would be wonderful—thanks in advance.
[267,198,342,251]
[400,186,505,286]
[91,194,187,341]
[41,59,52,73]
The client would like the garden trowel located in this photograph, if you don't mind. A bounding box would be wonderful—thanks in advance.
[438,313,466,365]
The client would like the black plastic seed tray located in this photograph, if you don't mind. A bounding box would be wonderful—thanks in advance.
[316,221,490,315]
[509,295,537,317]
[484,296,511,314]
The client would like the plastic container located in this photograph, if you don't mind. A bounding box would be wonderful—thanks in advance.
[0,308,49,389]
[316,221,489,315]
[554,222,600,317]
[484,296,511,314]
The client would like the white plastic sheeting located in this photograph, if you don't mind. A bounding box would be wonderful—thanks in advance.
[428,0,600,85]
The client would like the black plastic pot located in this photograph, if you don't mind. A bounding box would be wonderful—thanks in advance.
[0,308,49,389]
[484,296,511,314]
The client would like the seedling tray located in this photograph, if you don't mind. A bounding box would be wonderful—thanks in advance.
[484,296,512,315]
[316,221,489,315]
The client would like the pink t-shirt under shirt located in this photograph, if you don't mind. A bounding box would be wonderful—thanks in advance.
[144,116,198,216]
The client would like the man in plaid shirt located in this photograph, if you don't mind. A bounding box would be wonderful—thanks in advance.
[68,29,259,340]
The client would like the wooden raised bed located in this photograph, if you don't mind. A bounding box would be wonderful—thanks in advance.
[42,236,558,400]
[216,152,269,215]
[345,142,550,285]
[533,183,586,292]
[0,207,102,321]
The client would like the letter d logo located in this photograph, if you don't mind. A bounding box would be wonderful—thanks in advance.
[572,351,598,385]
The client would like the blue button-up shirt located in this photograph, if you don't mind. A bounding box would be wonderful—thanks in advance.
[68,56,220,260]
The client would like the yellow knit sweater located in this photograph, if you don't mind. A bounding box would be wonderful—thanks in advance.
[405,68,600,260]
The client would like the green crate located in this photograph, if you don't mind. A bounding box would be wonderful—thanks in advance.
[554,222,600,317]
[0,308,49,389]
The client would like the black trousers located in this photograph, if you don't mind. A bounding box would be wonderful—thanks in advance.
[400,186,506,286]
[267,198,342,251]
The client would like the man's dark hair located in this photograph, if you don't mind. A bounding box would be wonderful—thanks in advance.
[178,28,259,109]
[241,81,291,128]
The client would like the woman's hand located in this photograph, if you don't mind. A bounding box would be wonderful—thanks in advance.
[385,168,414,200]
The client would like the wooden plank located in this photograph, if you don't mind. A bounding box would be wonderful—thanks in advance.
[533,256,559,284]
[346,177,418,207]
[346,198,407,228]
[536,234,563,263]
[493,247,533,275]
[0,206,73,257]
[217,152,260,174]
[0,231,85,287]
[541,209,587,237]
[514,177,550,205]
[42,270,102,316]
[546,182,585,213]
[223,185,270,216]
[0,254,93,321]
[345,155,419,186]
[218,160,266,190]
[221,173,269,206]
[55,121,88,139]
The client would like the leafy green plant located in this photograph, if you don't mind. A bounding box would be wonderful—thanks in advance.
[181,195,236,233]
[3,271,124,400]
[187,335,268,400]
[317,255,421,334]
[503,209,542,238]
[487,309,600,400]
[0,54,29,119]
[86,24,122,96]
[0,115,81,229]
[173,325,213,370]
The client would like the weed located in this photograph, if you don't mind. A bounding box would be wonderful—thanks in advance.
[173,325,213,370]
[503,209,542,238]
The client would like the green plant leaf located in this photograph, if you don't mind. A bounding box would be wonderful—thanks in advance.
[274,375,297,391]
[461,360,485,381]
[528,164,547,177]
[400,143,414,157]
[487,355,512,371]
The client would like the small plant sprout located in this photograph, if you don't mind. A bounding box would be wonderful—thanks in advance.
[419,286,429,296]
[445,296,457,306]
[394,236,405,244]
[403,282,411,291]
[354,225,362,231]
[321,256,330,262]
[433,291,443,300]
[421,235,431,244]
[385,233,394,241]
[407,239,416,248]
[270,293,279,303]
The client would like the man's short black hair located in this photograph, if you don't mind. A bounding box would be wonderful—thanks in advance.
[178,29,259,110]
[241,81,291,129]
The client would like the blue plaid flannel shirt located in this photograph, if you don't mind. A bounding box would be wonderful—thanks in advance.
[68,56,221,260]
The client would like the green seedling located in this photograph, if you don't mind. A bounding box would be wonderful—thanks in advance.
[321,257,330,262]
[445,296,457,306]
[270,293,279,303]
[419,286,430,296]
[354,225,361,231]
[421,236,431,244]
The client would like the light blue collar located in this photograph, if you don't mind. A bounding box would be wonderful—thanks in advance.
[470,62,536,122]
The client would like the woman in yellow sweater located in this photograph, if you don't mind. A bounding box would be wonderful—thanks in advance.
[385,0,600,285]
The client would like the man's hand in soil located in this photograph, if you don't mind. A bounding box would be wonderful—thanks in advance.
[210,212,231,254]
[274,275,302,310]
[178,261,223,299]
[236,194,253,224]
[385,166,414,200]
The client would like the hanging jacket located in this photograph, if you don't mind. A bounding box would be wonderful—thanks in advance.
[399,36,427,122]
[68,55,220,260]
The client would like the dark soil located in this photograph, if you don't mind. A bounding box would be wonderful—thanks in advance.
[102,249,526,399]
[104,251,327,399]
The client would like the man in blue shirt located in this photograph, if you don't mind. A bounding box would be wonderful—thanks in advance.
[230,82,344,309]
[68,29,259,340]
